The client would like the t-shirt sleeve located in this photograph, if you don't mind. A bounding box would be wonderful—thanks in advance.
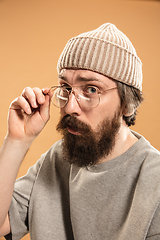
[4,154,45,240]
[146,202,160,238]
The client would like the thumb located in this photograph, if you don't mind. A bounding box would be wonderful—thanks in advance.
[39,94,51,124]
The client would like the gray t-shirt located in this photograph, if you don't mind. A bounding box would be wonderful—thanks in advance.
[5,132,160,240]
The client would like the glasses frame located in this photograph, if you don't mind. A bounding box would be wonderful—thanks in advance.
[49,85,118,109]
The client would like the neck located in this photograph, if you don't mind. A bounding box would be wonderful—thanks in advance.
[99,122,138,164]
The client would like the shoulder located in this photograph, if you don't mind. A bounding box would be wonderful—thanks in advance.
[132,131,160,163]
[132,133,160,203]
[36,140,71,182]
[129,132,160,191]
[44,139,64,161]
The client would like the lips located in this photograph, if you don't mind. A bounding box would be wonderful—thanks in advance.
[56,114,91,136]
[67,125,81,135]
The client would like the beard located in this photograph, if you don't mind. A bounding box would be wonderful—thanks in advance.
[56,110,121,167]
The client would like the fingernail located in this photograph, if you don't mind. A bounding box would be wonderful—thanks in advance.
[27,108,32,114]
[32,100,38,108]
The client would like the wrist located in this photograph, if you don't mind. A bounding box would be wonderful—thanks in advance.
[0,135,32,174]
[2,134,33,157]
[5,133,34,147]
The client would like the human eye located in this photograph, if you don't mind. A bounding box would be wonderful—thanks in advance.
[84,86,99,95]
[61,84,71,92]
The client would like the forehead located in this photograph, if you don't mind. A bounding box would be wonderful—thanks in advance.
[58,69,117,87]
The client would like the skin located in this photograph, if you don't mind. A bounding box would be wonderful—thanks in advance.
[59,69,138,162]
[0,69,137,237]
[59,69,120,131]
[0,87,52,236]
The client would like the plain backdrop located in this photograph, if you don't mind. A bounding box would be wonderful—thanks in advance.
[0,0,160,239]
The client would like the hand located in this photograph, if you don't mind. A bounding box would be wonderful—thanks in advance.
[7,87,52,142]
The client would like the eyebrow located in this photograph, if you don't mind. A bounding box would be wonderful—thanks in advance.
[77,76,101,82]
[58,74,101,83]
[58,75,67,81]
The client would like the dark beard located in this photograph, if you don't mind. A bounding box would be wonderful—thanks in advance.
[56,112,121,167]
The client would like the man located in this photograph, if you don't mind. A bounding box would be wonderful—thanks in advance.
[0,23,160,240]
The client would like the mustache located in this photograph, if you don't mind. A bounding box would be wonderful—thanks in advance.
[56,115,92,135]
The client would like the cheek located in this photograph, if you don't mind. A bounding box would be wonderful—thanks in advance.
[83,109,110,131]
[60,108,65,117]
[98,95,121,117]
[87,98,121,129]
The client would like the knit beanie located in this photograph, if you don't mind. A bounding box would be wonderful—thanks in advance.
[57,23,143,91]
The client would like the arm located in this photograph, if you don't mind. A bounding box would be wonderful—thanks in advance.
[0,87,52,236]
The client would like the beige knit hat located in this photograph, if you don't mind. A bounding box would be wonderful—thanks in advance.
[57,23,143,91]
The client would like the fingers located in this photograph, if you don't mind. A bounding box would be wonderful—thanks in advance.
[10,87,51,115]
[22,87,44,108]
[10,96,32,115]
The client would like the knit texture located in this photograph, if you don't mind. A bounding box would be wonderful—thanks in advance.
[57,23,143,91]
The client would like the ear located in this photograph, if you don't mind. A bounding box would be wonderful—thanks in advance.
[122,105,135,117]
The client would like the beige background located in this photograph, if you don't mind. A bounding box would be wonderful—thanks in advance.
[0,0,160,239]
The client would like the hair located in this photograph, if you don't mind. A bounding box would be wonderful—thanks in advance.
[116,81,144,127]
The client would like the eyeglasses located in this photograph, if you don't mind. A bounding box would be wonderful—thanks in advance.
[50,85,117,109]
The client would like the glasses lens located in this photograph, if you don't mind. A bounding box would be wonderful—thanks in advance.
[78,90,100,109]
[51,87,68,108]
[50,86,100,109]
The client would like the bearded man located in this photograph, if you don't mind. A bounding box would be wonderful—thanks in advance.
[1,23,160,240]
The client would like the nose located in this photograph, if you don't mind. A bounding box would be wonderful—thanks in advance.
[63,91,82,116]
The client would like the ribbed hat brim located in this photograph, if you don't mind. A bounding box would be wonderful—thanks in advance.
[57,23,142,91]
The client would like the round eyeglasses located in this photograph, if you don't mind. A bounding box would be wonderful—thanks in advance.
[49,85,117,109]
